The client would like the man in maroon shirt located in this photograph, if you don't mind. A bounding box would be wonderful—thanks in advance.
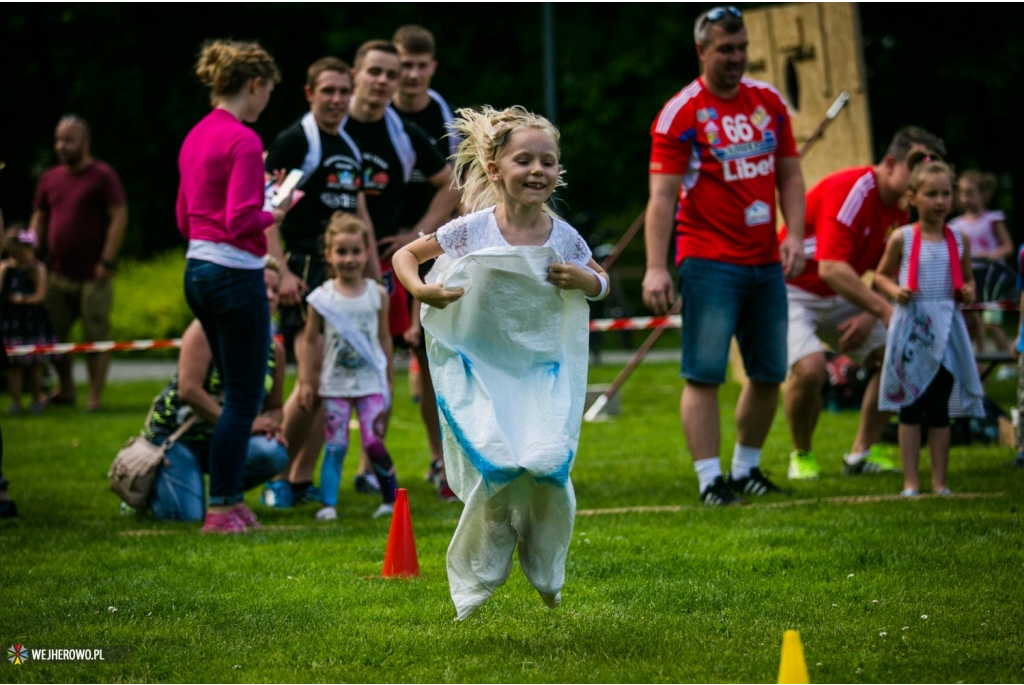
[29,115,128,411]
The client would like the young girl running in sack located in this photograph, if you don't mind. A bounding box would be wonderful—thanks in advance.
[875,160,983,497]
[393,105,609,620]
[298,212,397,522]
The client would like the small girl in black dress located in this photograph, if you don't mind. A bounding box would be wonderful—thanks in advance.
[1,227,60,415]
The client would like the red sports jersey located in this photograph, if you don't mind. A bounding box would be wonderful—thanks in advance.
[650,76,798,266]
[781,166,908,297]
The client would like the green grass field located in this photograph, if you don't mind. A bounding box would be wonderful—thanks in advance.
[2,362,1023,683]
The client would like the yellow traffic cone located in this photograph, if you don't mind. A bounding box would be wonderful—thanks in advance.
[778,629,810,684]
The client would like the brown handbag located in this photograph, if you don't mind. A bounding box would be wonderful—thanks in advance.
[108,405,198,509]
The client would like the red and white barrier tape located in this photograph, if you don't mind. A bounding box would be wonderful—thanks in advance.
[589,315,681,332]
[5,339,183,357]
[4,303,1019,357]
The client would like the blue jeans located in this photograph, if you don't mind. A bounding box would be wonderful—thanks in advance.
[183,259,270,506]
[677,258,788,385]
[150,435,288,521]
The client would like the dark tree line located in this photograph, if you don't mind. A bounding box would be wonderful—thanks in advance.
[2,3,1021,262]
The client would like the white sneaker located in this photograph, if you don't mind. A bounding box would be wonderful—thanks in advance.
[315,506,337,521]
[372,503,394,520]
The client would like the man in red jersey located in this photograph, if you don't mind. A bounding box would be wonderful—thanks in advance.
[643,6,806,506]
[781,127,946,480]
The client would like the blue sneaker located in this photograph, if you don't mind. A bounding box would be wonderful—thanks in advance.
[261,481,293,509]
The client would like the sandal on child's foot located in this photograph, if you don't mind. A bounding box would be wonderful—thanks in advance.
[934,487,953,496]
[900,489,919,498]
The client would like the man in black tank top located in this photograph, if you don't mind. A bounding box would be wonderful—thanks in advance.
[391,25,462,500]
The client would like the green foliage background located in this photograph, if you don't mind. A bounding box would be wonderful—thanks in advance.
[2,3,1022,267]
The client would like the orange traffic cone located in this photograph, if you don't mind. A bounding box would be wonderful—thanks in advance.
[777,629,810,684]
[382,488,420,578]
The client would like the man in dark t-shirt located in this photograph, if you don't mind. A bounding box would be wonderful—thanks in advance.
[391,24,462,500]
[342,40,458,337]
[391,25,461,232]
[265,57,378,356]
[344,39,461,499]
[30,115,128,412]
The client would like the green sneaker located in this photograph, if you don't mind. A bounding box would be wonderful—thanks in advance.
[842,445,899,475]
[788,450,820,480]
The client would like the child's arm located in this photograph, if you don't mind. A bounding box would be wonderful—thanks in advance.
[393,234,464,309]
[21,263,48,305]
[253,339,288,444]
[874,230,911,307]
[549,258,610,299]
[0,262,9,299]
[298,305,324,411]
[377,284,394,391]
[960,239,976,305]
[178,320,225,424]
[987,218,1013,262]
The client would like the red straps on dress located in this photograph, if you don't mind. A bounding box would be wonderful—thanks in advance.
[907,224,963,293]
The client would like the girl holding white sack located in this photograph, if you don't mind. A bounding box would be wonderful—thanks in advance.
[297,212,397,522]
[875,159,983,498]
[393,105,609,620]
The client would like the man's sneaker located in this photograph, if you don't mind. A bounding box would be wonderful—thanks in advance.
[372,503,394,519]
[315,506,338,522]
[201,509,247,534]
[291,484,321,505]
[843,445,899,475]
[354,472,381,495]
[425,459,444,486]
[0,500,19,520]
[261,481,292,509]
[700,476,744,506]
[788,450,820,480]
[727,467,788,496]
[437,481,460,503]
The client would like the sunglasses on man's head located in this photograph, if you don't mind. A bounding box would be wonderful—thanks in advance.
[698,5,743,33]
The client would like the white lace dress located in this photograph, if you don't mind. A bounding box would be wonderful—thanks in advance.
[422,206,593,620]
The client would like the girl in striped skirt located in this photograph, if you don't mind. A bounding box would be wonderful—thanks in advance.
[875,160,983,497]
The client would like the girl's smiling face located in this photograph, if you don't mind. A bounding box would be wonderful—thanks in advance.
[910,172,954,227]
[325,230,368,282]
[487,128,560,208]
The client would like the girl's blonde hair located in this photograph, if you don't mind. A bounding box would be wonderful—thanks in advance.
[195,39,281,106]
[449,105,566,215]
[959,169,998,206]
[908,159,956,195]
[264,255,281,274]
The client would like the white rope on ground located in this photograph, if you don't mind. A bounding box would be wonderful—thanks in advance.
[116,491,1007,535]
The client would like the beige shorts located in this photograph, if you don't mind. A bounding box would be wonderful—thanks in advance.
[786,284,887,368]
[46,273,112,342]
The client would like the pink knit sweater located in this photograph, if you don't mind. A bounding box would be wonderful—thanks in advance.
[176,108,272,257]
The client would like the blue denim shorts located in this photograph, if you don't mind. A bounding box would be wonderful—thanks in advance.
[677,258,788,385]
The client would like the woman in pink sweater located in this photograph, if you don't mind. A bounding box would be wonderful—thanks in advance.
[176,39,290,533]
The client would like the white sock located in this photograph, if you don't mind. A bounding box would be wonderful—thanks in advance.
[845,449,870,465]
[731,444,761,480]
[694,458,722,493]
